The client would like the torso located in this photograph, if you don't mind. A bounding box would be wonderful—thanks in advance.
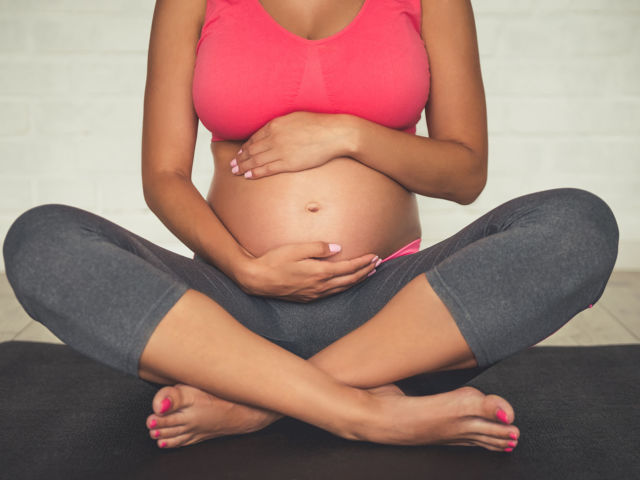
[207,141,421,261]
[199,0,426,261]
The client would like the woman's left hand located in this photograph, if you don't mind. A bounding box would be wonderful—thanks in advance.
[230,112,353,179]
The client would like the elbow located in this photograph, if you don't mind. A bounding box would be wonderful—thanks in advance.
[142,175,157,210]
[456,175,486,205]
[455,153,487,205]
[141,168,171,201]
[142,169,191,211]
[141,171,166,212]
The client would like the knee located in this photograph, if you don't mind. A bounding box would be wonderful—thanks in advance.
[547,188,619,279]
[3,204,83,294]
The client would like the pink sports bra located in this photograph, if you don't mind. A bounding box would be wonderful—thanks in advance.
[192,0,430,142]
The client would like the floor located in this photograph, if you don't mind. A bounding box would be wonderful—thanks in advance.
[1,271,639,347]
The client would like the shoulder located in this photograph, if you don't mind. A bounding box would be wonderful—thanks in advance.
[151,0,207,33]
[419,0,478,41]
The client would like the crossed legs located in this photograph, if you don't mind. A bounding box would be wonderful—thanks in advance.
[139,274,520,451]
[140,188,619,451]
[3,189,616,453]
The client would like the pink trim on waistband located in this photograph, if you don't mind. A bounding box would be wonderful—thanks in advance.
[380,238,422,264]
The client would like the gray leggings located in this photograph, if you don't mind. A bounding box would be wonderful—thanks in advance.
[2,187,619,379]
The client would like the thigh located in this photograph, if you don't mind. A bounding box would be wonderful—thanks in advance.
[353,186,616,313]
[88,212,288,342]
[344,187,618,366]
[6,204,285,344]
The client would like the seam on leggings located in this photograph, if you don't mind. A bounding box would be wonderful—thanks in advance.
[124,282,190,377]
[425,267,491,368]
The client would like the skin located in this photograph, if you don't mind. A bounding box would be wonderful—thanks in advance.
[139,0,518,452]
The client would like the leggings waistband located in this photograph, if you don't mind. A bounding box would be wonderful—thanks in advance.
[380,238,422,264]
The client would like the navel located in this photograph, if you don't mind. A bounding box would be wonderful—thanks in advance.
[305,201,321,213]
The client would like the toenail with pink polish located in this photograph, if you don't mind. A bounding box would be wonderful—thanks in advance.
[160,441,167,448]
[504,447,513,452]
[496,409,509,424]
[509,432,517,440]
[160,397,172,414]
[154,430,160,438]
[508,440,516,447]
[149,418,157,428]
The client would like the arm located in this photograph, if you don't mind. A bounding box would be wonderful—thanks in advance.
[344,0,488,205]
[142,0,376,300]
[142,0,248,283]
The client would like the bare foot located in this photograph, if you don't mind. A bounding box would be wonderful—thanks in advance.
[359,386,520,452]
[146,382,405,449]
[146,384,281,449]
[146,383,520,453]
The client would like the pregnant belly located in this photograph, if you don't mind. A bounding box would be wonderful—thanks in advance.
[207,141,422,261]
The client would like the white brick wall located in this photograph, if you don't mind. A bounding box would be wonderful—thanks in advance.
[1,0,638,271]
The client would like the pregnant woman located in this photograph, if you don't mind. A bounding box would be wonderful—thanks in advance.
[3,0,618,453]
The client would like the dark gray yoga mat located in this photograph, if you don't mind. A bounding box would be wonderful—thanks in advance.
[1,341,638,480]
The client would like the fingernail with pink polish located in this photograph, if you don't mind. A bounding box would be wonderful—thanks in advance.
[370,256,379,264]
[375,258,382,267]
[230,158,237,167]
[329,244,341,252]
[231,165,239,174]
[160,397,172,414]
[244,170,252,178]
[367,269,377,277]
[496,409,509,424]
[238,148,243,155]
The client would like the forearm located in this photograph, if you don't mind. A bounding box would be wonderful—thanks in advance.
[143,172,249,282]
[341,115,487,205]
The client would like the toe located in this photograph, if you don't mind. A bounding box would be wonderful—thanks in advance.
[153,384,191,416]
[149,425,189,441]
[444,437,506,452]
[158,433,194,449]
[483,394,515,425]
[147,412,186,431]
[146,414,158,430]
[466,432,518,451]
[466,417,520,441]
[153,386,178,415]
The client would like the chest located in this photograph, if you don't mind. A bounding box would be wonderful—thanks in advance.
[192,0,430,141]
[255,0,367,41]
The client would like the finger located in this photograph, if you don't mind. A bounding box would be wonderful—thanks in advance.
[294,241,343,260]
[233,141,270,171]
[320,253,380,277]
[317,269,374,297]
[243,160,286,179]
[235,148,275,172]
[322,262,375,290]
[238,128,269,156]
[316,285,350,298]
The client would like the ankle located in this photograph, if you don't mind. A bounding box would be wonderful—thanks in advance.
[334,387,384,442]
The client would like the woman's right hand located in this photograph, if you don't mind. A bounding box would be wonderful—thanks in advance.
[233,242,380,303]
